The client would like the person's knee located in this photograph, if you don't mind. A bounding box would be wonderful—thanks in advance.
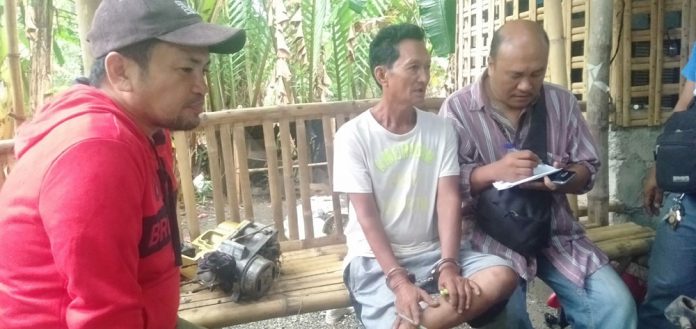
[472,266,517,302]
[595,279,637,319]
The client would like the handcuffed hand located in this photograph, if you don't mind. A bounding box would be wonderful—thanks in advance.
[390,274,438,329]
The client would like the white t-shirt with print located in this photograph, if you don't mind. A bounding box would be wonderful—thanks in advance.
[333,108,460,265]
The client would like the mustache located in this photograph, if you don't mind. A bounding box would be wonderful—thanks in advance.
[186,98,206,108]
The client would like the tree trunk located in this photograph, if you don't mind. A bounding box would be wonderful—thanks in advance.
[586,0,613,226]
[26,0,54,112]
[75,0,101,74]
[4,0,25,132]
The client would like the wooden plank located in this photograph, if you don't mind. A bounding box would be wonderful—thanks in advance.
[279,118,298,240]
[294,119,315,240]
[219,124,240,222]
[205,126,226,224]
[263,121,284,235]
[232,124,254,220]
[173,131,200,239]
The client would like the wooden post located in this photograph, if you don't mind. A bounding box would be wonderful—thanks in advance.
[4,0,26,130]
[585,0,613,227]
[75,0,101,74]
[610,0,624,126]
[544,0,579,217]
[173,131,200,239]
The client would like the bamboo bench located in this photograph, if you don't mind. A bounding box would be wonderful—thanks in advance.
[176,221,654,328]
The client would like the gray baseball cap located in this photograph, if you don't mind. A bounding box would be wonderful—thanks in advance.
[87,0,246,58]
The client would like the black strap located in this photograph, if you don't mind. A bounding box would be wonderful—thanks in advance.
[152,131,182,267]
[521,88,548,163]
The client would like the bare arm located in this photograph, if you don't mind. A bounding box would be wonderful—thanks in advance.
[435,175,482,314]
[674,80,695,112]
[348,193,401,278]
[348,193,436,328]
[436,176,462,260]
[469,150,540,195]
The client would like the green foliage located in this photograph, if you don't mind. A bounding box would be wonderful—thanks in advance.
[36,0,452,112]
[327,0,354,100]
[301,0,328,102]
[417,0,456,56]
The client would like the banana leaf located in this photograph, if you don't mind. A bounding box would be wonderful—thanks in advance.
[417,0,455,56]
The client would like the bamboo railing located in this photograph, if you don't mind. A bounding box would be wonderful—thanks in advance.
[175,98,445,247]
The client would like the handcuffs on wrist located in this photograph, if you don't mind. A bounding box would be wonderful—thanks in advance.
[385,258,462,292]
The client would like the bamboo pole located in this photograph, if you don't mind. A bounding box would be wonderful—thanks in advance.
[198,98,444,127]
[279,119,298,240]
[529,0,537,21]
[5,0,26,130]
[610,0,624,126]
[262,121,283,231]
[455,0,463,88]
[585,0,612,226]
[75,0,101,73]
[179,290,350,328]
[544,0,580,217]
[295,119,315,240]
[173,131,200,239]
[576,201,623,218]
[586,225,653,243]
[650,0,665,125]
[596,237,653,260]
[232,124,254,221]
[219,124,240,222]
[205,126,226,224]
[322,116,344,236]
[621,0,633,126]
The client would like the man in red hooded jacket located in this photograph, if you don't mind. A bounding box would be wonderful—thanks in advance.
[0,1,244,328]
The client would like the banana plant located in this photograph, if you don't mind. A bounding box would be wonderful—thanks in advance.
[417,0,456,57]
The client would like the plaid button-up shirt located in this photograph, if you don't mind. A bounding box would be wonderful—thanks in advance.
[439,72,608,287]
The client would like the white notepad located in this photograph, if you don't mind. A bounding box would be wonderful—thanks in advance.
[492,164,561,190]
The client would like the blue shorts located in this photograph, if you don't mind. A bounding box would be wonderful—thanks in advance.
[344,242,512,328]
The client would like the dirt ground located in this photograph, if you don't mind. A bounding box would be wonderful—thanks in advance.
[179,196,559,329]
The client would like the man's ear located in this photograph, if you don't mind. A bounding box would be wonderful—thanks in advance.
[374,65,388,89]
[104,52,135,92]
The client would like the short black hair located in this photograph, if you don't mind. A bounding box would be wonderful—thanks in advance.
[489,23,549,59]
[369,23,426,88]
[88,39,159,87]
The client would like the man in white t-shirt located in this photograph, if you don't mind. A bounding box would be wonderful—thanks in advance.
[333,23,517,329]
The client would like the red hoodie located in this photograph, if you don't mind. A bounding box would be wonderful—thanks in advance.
[0,85,181,329]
